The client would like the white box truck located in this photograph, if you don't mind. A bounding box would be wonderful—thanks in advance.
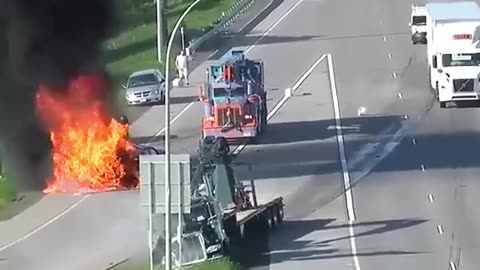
[423,2,480,108]
[410,4,428,44]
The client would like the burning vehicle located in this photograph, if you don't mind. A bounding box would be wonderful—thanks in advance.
[0,0,163,194]
[36,75,164,194]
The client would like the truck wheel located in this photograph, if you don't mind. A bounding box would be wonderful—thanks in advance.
[440,101,446,108]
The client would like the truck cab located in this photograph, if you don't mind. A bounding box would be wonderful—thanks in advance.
[424,2,480,107]
[200,49,267,141]
[410,4,427,44]
[435,52,480,107]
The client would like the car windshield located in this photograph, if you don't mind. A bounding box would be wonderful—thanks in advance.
[127,73,159,88]
[213,87,246,98]
[442,53,480,67]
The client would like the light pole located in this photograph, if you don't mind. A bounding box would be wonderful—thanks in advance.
[162,0,201,269]
[156,0,162,62]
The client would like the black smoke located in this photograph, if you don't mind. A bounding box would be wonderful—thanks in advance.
[0,0,120,191]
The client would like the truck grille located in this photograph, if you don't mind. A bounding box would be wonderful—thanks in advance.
[453,79,474,92]
[217,107,243,127]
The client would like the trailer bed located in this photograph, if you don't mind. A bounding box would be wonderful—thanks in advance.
[222,196,284,224]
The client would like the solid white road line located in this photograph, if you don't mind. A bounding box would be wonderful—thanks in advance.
[231,54,327,156]
[449,261,457,270]
[327,53,356,222]
[146,101,196,145]
[428,194,434,202]
[0,195,89,252]
[327,54,361,270]
[348,221,362,270]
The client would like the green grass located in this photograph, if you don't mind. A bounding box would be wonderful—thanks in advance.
[188,258,242,270]
[0,175,16,211]
[105,0,240,84]
[123,257,243,270]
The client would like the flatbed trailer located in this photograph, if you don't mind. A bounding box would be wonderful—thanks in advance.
[221,179,284,242]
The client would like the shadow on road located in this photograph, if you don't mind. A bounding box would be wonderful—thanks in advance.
[170,95,199,105]
[234,114,406,181]
[271,218,428,263]
[237,217,428,267]
[255,115,404,145]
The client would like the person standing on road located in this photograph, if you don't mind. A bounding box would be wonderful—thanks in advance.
[175,50,189,86]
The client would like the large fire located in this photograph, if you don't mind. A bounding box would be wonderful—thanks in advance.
[36,74,139,194]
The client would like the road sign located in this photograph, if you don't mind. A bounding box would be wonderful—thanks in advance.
[139,154,191,214]
[139,154,192,269]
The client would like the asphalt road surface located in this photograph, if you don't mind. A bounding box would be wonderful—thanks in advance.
[2,0,480,269]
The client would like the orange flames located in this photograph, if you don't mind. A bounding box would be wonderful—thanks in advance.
[36,74,139,194]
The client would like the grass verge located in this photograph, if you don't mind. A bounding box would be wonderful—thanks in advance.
[106,0,240,84]
[0,175,16,211]
[123,257,244,270]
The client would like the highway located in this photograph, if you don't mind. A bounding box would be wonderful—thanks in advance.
[2,0,480,269]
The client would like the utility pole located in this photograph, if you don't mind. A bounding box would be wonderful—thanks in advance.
[156,0,168,62]
[161,0,169,45]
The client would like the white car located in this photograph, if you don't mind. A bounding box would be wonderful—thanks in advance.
[124,69,166,106]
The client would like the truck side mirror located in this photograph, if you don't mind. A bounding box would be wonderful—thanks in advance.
[432,56,437,68]
[122,83,127,90]
[408,22,412,26]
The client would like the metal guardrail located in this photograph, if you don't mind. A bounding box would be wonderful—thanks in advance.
[186,0,256,55]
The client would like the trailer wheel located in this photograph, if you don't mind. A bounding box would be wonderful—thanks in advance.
[271,208,279,229]
[275,204,284,223]
[239,223,247,240]
[257,110,265,135]
[266,210,274,230]
[221,239,231,256]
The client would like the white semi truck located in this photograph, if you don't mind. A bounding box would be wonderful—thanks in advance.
[418,2,480,108]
